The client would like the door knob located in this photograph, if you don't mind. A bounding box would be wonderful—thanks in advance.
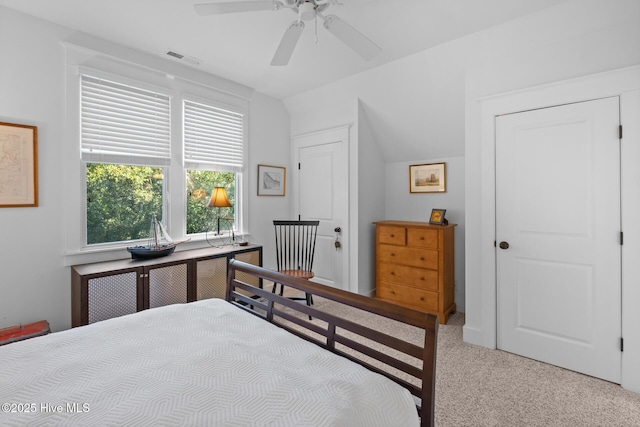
[334,227,341,233]
[499,241,510,250]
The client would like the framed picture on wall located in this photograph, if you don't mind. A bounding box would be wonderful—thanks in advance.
[257,164,286,196]
[409,162,446,193]
[0,121,38,207]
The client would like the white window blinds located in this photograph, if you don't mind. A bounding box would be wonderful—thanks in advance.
[81,75,171,165]
[184,99,244,172]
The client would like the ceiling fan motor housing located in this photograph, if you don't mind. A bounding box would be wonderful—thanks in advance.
[299,1,316,21]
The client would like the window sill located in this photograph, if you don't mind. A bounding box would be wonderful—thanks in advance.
[63,233,251,266]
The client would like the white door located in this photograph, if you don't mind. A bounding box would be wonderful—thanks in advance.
[496,97,621,383]
[292,126,349,291]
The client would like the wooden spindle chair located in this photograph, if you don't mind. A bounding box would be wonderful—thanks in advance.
[273,220,320,308]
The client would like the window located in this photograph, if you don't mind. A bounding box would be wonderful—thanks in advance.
[183,99,244,235]
[186,170,235,235]
[86,164,165,244]
[80,74,245,247]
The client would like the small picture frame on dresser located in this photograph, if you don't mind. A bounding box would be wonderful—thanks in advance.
[429,208,447,225]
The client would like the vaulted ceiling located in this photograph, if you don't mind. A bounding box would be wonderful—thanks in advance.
[0,0,568,100]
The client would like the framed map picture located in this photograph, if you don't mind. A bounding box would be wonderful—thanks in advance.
[257,164,286,196]
[0,122,38,207]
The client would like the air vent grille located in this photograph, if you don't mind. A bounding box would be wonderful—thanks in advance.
[166,51,184,59]
[166,50,201,66]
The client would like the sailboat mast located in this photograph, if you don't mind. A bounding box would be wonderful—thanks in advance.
[153,215,159,248]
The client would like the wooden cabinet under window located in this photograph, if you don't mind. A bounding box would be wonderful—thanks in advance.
[374,221,456,324]
[71,245,262,327]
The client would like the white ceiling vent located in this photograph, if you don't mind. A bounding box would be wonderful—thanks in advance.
[166,50,201,66]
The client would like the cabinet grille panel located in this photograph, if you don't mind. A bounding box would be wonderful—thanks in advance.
[88,272,137,324]
[149,264,187,308]
[196,258,227,300]
[235,250,260,288]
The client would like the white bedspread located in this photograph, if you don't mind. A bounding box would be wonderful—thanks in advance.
[0,299,419,426]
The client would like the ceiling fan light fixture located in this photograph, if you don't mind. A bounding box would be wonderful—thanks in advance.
[299,1,316,21]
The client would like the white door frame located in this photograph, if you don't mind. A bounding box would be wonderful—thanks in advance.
[471,65,640,393]
[291,125,353,293]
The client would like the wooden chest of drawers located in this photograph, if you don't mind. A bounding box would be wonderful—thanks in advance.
[374,221,456,324]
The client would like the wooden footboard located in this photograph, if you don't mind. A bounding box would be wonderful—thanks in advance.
[226,260,438,427]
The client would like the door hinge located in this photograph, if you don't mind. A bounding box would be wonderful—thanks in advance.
[621,337,624,352]
[620,231,624,245]
[494,240,497,247]
[298,162,301,170]
[619,125,623,139]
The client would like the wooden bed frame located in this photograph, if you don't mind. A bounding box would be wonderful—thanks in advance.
[226,260,439,427]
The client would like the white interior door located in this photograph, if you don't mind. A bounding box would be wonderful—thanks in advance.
[496,97,621,383]
[293,127,349,291]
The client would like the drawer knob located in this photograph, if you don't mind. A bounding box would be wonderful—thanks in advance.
[390,234,395,237]
[420,257,425,261]
[420,277,425,281]
[420,237,424,240]
[391,253,396,257]
[390,271,395,275]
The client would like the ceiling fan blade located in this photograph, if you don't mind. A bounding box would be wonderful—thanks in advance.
[271,21,305,66]
[322,14,381,61]
[194,1,281,16]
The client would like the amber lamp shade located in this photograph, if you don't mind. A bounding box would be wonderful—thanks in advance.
[207,187,232,208]
[207,187,232,236]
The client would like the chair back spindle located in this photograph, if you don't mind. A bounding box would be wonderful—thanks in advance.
[274,220,319,277]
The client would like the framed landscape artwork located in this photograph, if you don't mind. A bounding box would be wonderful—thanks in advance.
[409,162,446,193]
[0,121,38,207]
[257,164,286,196]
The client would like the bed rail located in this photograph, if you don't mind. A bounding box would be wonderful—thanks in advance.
[226,259,438,427]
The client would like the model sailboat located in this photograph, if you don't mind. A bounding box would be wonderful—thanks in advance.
[127,215,179,259]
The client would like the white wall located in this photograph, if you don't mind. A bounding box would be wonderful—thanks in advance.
[286,94,465,305]
[0,7,290,332]
[0,8,72,332]
[284,1,639,361]
[463,0,640,333]
[385,156,465,312]
[462,0,640,392]
[357,101,385,296]
[247,92,292,270]
[284,47,468,305]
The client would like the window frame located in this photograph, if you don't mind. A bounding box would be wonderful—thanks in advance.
[182,93,248,238]
[65,61,249,257]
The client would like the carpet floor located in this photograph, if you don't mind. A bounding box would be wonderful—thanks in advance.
[280,291,640,426]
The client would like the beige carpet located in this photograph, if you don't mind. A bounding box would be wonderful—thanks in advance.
[279,291,640,426]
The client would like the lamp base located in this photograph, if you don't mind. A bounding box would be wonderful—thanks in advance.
[206,230,229,248]
[206,217,232,247]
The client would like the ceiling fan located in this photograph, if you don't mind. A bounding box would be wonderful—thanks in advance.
[194,0,382,66]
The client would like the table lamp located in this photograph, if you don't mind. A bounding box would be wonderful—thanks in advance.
[207,186,232,236]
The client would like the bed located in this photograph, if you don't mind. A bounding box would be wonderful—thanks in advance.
[0,260,438,426]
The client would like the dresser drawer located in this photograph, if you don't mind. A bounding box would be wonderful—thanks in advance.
[377,226,406,246]
[378,245,438,270]
[407,228,438,249]
[377,262,438,291]
[377,282,439,312]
